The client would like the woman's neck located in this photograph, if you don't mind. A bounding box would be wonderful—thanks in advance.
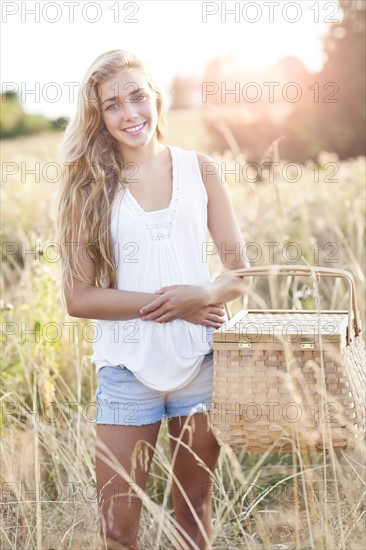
[119,139,167,166]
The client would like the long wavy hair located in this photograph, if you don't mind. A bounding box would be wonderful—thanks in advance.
[56,49,168,299]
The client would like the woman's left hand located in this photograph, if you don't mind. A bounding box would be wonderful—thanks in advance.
[139,284,208,323]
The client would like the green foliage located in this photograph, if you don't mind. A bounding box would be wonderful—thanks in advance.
[50,116,69,131]
[17,113,52,136]
[0,92,69,139]
[0,92,23,134]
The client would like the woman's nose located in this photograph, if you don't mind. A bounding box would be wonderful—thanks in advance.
[123,102,138,121]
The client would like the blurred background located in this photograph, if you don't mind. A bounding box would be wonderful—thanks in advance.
[1,0,365,161]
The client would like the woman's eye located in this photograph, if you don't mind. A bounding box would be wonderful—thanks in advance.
[106,96,145,109]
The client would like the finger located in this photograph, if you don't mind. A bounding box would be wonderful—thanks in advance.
[141,310,159,320]
[209,320,223,328]
[141,306,171,321]
[152,313,174,323]
[214,307,225,314]
[140,298,163,314]
[156,285,178,293]
[212,307,226,315]
[208,314,225,323]
[141,312,161,321]
[199,318,218,326]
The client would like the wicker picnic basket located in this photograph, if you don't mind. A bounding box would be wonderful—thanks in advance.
[207,265,366,452]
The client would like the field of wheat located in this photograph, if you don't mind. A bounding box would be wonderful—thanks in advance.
[1,127,365,549]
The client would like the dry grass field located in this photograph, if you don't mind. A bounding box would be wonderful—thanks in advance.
[1,119,365,549]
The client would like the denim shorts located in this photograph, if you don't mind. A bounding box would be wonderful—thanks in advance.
[92,351,214,426]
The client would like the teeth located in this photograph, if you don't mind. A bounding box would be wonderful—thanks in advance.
[123,123,144,133]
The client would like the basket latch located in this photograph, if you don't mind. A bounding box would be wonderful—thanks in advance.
[239,339,252,348]
[301,341,315,349]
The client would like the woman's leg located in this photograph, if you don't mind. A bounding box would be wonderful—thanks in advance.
[96,421,162,550]
[167,413,221,550]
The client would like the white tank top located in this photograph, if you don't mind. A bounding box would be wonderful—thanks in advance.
[91,145,229,391]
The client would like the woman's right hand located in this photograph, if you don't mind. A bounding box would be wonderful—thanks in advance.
[181,302,226,328]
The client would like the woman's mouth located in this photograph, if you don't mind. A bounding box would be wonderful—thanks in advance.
[122,122,146,135]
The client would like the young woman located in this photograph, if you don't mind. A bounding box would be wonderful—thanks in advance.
[57,49,250,550]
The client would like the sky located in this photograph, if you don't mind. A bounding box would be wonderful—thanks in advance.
[1,0,340,119]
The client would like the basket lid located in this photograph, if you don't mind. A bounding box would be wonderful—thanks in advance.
[214,309,350,344]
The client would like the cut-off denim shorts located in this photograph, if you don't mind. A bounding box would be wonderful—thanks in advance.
[92,351,214,426]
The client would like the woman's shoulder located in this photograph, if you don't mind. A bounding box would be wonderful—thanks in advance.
[169,144,214,162]
[168,145,220,184]
[194,150,216,167]
[191,150,218,183]
[171,145,216,170]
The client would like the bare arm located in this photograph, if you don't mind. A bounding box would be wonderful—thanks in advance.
[68,285,164,321]
[63,233,164,320]
[196,152,253,305]
[202,273,249,306]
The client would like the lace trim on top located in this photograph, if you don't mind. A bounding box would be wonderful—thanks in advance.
[121,145,180,242]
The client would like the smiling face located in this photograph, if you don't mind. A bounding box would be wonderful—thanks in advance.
[99,69,159,154]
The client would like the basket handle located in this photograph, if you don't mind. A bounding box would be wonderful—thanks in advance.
[220,264,361,344]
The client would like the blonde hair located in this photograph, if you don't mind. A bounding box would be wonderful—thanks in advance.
[56,49,168,298]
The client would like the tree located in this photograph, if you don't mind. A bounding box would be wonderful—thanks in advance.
[316,0,366,157]
[0,92,67,139]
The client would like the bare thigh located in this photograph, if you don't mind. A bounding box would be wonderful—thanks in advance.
[95,421,162,545]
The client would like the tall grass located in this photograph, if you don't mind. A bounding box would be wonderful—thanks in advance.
[1,131,365,549]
